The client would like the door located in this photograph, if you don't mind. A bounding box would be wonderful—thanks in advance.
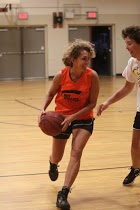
[69,26,90,42]
[22,27,45,79]
[0,28,21,80]
[0,27,45,80]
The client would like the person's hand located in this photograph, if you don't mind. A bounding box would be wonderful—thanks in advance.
[97,101,110,116]
[38,110,46,127]
[61,115,75,132]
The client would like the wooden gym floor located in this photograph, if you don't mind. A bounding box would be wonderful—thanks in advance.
[0,76,140,210]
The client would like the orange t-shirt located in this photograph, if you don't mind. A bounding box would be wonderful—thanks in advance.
[55,66,93,120]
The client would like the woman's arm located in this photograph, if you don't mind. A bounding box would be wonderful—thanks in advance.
[41,72,61,111]
[72,70,99,119]
[38,72,61,126]
[97,80,135,116]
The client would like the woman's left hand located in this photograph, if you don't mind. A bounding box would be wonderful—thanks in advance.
[61,115,75,132]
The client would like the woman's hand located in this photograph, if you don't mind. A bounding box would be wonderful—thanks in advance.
[61,115,75,132]
[38,110,46,126]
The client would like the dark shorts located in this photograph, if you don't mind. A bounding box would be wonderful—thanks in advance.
[54,118,95,139]
[133,112,140,130]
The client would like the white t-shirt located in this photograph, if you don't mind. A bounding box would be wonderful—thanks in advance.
[122,57,140,112]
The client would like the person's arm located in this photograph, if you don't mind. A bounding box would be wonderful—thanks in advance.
[41,72,61,112]
[73,70,99,118]
[62,71,99,131]
[97,80,135,116]
[38,72,61,125]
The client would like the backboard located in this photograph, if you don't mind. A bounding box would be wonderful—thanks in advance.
[63,4,81,19]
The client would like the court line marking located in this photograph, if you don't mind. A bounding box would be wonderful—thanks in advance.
[15,99,41,111]
[0,121,37,127]
[0,166,130,178]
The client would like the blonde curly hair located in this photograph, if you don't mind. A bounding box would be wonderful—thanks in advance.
[62,39,96,66]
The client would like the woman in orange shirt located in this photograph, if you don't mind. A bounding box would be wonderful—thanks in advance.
[38,39,99,210]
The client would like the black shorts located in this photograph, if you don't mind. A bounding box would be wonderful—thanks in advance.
[54,118,95,139]
[133,112,140,130]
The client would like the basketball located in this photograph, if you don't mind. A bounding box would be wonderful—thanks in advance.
[39,111,65,136]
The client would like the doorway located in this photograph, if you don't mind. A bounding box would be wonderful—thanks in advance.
[69,25,112,75]
[91,26,112,75]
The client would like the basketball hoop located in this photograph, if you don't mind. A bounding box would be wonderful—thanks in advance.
[0,0,20,11]
[0,4,8,12]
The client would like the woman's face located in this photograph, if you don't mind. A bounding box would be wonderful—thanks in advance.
[125,37,140,60]
[72,50,91,71]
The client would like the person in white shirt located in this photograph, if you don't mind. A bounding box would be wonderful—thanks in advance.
[97,25,140,185]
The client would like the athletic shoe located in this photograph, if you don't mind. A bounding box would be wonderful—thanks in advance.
[48,161,59,181]
[56,187,70,210]
[123,166,140,185]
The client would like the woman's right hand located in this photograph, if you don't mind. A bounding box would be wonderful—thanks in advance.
[38,110,46,126]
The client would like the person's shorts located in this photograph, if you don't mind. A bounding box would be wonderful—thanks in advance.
[133,112,140,130]
[54,118,95,139]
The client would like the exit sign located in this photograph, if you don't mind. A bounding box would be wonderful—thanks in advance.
[18,12,28,20]
[87,11,97,19]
